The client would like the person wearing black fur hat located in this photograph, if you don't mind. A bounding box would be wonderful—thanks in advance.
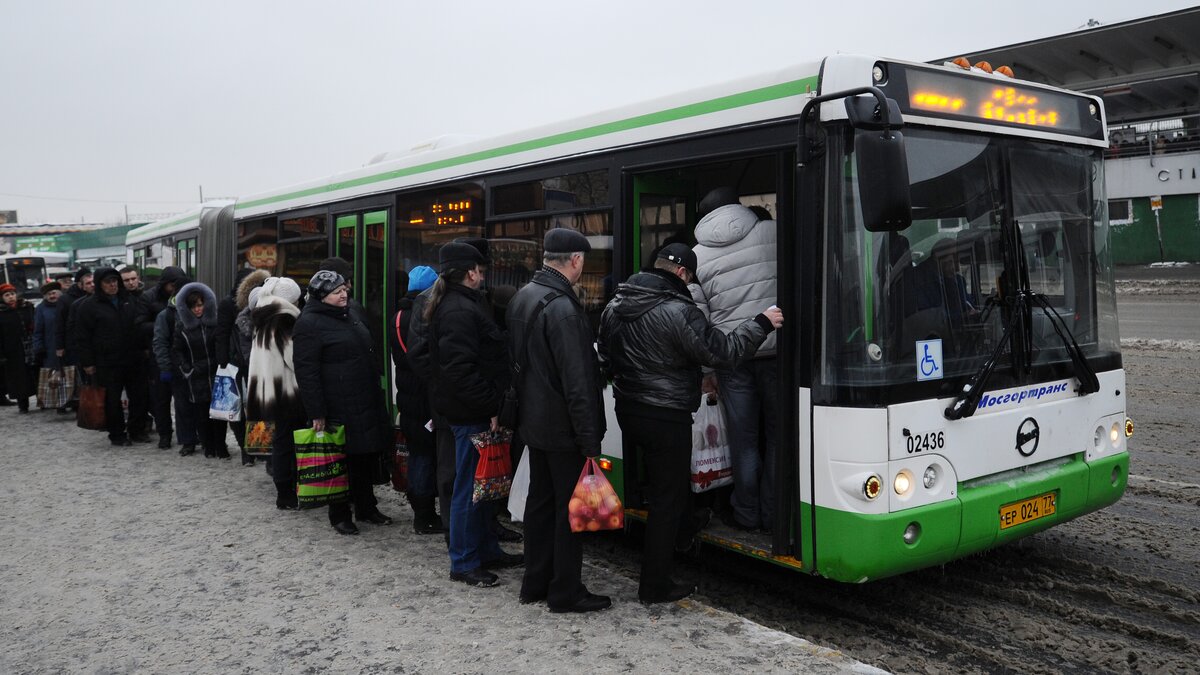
[74,267,149,445]
[294,270,393,535]
[171,282,226,458]
[423,242,521,586]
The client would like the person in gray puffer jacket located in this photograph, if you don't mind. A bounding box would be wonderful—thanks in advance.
[598,243,782,604]
[692,187,781,533]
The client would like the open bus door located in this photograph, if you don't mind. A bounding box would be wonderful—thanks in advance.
[622,168,807,570]
[334,209,393,413]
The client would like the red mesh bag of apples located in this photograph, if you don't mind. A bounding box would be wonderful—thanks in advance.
[569,458,624,533]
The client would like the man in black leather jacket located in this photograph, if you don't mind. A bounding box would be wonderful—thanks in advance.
[598,243,783,603]
[506,229,610,614]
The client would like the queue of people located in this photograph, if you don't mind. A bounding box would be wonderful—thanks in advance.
[2,204,782,614]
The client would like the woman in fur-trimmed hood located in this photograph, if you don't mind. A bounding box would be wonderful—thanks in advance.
[246,276,303,509]
[170,281,225,458]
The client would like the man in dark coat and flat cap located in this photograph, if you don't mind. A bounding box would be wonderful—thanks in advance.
[506,228,611,613]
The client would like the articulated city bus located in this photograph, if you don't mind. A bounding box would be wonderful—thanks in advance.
[225,54,1130,582]
[125,201,236,288]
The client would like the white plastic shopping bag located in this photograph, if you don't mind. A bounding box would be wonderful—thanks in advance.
[209,364,243,422]
[507,448,531,522]
[691,396,732,493]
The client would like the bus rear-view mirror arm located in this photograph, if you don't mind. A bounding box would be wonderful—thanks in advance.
[798,86,912,232]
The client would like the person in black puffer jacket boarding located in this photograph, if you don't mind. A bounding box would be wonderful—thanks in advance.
[598,243,783,604]
[426,242,522,587]
[293,271,392,536]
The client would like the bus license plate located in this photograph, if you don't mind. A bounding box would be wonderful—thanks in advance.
[999,492,1056,530]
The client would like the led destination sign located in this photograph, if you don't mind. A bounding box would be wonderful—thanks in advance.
[883,65,1101,139]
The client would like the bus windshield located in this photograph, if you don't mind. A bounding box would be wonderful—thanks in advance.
[3,258,49,299]
[822,128,1120,398]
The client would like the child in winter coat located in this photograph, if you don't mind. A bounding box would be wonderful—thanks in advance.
[171,282,226,458]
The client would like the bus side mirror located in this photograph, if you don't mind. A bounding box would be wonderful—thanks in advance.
[855,129,912,232]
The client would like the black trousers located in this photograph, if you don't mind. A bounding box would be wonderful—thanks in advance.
[616,411,692,595]
[521,447,586,608]
[148,374,173,440]
[329,453,379,524]
[97,365,148,442]
[436,427,456,530]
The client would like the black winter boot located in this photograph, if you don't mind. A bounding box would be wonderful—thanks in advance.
[409,494,446,535]
[275,482,298,510]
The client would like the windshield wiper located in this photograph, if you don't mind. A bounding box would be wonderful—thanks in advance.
[944,291,1026,420]
[944,290,1100,420]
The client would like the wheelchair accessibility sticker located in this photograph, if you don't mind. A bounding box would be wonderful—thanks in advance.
[916,339,943,381]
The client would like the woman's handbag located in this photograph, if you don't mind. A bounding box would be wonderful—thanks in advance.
[471,429,513,503]
[244,420,275,456]
[209,364,242,422]
[76,374,107,430]
[293,425,349,509]
[569,458,624,533]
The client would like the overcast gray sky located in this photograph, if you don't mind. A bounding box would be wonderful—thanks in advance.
[2,0,1195,224]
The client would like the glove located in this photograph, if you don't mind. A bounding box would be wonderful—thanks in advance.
[159,371,173,383]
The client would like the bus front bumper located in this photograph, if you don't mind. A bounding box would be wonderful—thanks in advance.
[812,451,1129,583]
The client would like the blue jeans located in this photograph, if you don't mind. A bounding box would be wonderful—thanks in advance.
[717,358,778,529]
[449,423,502,573]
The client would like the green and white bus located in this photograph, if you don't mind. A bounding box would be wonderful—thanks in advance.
[226,54,1130,582]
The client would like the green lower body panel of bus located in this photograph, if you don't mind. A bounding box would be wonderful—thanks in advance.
[812,452,1129,583]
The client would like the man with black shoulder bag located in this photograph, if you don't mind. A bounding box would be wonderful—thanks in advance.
[506,228,610,614]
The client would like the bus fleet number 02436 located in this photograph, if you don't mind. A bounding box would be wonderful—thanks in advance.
[905,430,945,454]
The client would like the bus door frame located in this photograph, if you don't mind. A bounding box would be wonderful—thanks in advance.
[331,198,395,414]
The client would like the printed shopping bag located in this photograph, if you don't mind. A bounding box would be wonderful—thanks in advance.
[244,419,275,456]
[209,364,242,422]
[293,425,349,509]
[391,428,409,493]
[76,377,107,430]
[569,457,623,533]
[506,448,531,523]
[690,397,733,493]
[470,429,513,503]
[38,368,70,410]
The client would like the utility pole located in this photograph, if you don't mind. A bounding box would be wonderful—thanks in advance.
[124,204,129,226]
[199,185,204,203]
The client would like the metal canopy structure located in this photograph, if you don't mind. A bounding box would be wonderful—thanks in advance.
[938,7,1200,125]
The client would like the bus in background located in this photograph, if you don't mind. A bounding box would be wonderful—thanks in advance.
[125,201,236,293]
[0,252,71,301]
[228,54,1129,582]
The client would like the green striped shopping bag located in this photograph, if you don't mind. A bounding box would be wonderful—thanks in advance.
[294,426,349,509]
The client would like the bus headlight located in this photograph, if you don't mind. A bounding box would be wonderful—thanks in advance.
[1094,425,1105,451]
[923,465,938,490]
[1110,422,1121,447]
[893,469,913,496]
